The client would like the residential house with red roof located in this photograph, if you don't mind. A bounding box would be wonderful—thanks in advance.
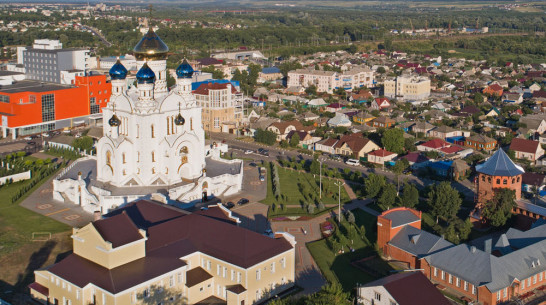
[357,271,451,305]
[509,138,544,162]
[483,84,504,97]
[368,149,397,165]
[370,98,391,111]
[417,139,451,152]
[368,116,395,128]
[267,120,304,141]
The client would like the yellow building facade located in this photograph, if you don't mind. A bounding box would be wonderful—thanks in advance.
[193,82,244,133]
[30,201,296,305]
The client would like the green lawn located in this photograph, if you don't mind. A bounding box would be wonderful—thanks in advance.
[262,165,350,217]
[307,208,394,291]
[0,166,70,256]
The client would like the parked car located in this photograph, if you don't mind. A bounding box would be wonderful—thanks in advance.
[331,154,342,161]
[23,137,32,141]
[224,202,235,209]
[249,162,257,167]
[244,150,253,154]
[237,198,249,205]
[345,159,360,166]
[261,150,269,157]
[259,175,265,182]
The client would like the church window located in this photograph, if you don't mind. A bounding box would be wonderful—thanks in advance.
[136,124,139,138]
[166,117,170,135]
[151,125,155,138]
[106,151,111,166]
[190,118,193,130]
[503,179,507,185]
[123,169,126,176]
[171,117,175,134]
[517,177,520,182]
[481,175,485,182]
[488,177,492,183]
[137,152,140,162]
[180,146,188,154]
[496,179,500,184]
[152,168,155,174]
[122,153,126,164]
[152,152,156,162]
[512,178,515,184]
[165,167,168,174]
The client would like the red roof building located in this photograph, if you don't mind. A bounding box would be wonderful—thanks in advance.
[483,84,504,97]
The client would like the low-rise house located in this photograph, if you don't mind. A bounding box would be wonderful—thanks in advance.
[314,138,338,155]
[325,102,346,113]
[368,116,395,128]
[417,139,451,152]
[327,113,352,127]
[349,90,373,103]
[428,125,463,140]
[509,138,544,162]
[520,114,546,134]
[483,83,504,97]
[353,112,376,125]
[521,172,545,193]
[307,98,328,108]
[286,130,317,149]
[400,152,430,168]
[464,134,497,151]
[368,149,397,165]
[411,121,435,135]
[301,111,319,122]
[334,133,380,159]
[267,120,304,141]
[503,92,523,104]
[356,271,451,305]
[370,97,391,111]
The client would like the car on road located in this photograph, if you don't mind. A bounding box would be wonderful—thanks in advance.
[259,175,265,181]
[258,148,265,154]
[224,202,235,209]
[244,150,253,154]
[41,133,49,137]
[261,150,269,157]
[237,198,249,205]
[24,137,32,141]
[249,162,257,167]
[345,159,360,166]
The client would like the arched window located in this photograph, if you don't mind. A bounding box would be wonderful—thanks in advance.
[481,175,485,182]
[496,179,500,184]
[152,167,155,174]
[503,179,507,185]
[190,118,193,130]
[165,167,169,174]
[137,152,140,162]
[517,177,520,182]
[166,117,170,135]
[122,153,126,164]
[106,151,111,166]
[136,124,140,138]
[488,177,492,183]
[512,178,515,184]
[151,124,155,138]
[122,169,126,176]
[152,151,155,162]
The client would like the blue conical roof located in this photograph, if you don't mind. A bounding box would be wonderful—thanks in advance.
[176,59,194,79]
[136,62,156,84]
[476,149,524,176]
[109,59,128,80]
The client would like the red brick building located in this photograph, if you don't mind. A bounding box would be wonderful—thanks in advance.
[475,149,524,204]
[377,207,546,305]
[0,74,110,138]
[464,134,497,151]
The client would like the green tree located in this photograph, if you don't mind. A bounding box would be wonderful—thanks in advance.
[305,85,317,96]
[474,92,484,104]
[400,183,419,208]
[364,173,386,198]
[378,184,397,210]
[376,66,386,74]
[427,182,462,223]
[72,136,94,153]
[305,283,350,305]
[482,188,516,227]
[381,128,405,154]
[289,133,300,147]
[347,44,358,54]
[391,159,409,193]
[346,210,355,224]
[254,128,277,145]
[201,65,225,79]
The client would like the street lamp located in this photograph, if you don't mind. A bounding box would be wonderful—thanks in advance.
[334,180,345,223]
[319,158,324,199]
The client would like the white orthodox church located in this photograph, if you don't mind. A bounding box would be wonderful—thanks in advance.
[53,29,243,214]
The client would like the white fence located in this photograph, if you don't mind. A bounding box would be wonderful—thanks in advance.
[0,170,31,185]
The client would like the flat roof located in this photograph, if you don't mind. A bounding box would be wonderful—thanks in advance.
[0,80,74,94]
[0,71,24,76]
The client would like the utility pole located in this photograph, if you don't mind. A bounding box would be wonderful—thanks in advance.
[334,181,344,222]
[319,159,323,199]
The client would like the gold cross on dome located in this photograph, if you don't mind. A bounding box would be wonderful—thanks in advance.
[148,4,153,18]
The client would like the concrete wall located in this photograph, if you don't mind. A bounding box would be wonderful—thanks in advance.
[0,170,31,185]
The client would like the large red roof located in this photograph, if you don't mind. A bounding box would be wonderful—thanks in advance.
[192,82,238,95]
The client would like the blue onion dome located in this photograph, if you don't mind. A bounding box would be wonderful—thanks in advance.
[174,113,185,126]
[176,59,194,79]
[109,59,128,80]
[108,114,121,127]
[136,62,156,84]
[133,28,169,60]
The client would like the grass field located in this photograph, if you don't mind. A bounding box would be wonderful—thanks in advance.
[261,165,350,217]
[0,165,71,303]
[307,209,394,291]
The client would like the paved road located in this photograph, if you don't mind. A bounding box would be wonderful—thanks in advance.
[81,25,112,47]
[211,132,476,200]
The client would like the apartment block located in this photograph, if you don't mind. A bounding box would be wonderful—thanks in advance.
[384,75,430,100]
[192,82,244,133]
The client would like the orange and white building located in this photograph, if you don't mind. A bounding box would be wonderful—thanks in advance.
[0,74,110,138]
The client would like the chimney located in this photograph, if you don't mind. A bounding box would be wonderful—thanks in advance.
[93,210,102,221]
[484,239,492,253]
